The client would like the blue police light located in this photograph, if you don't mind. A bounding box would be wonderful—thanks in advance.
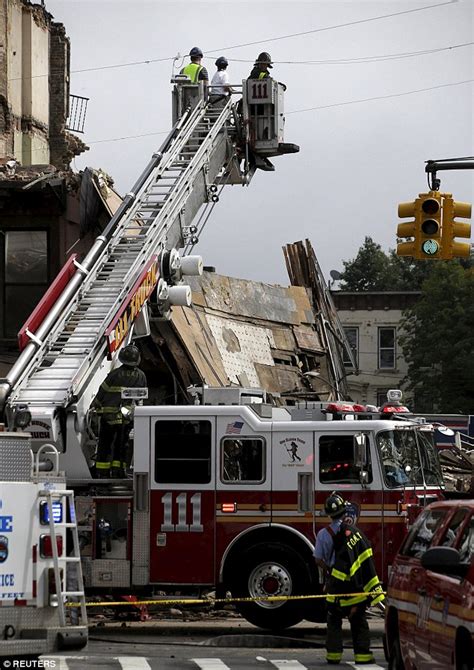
[39,500,63,525]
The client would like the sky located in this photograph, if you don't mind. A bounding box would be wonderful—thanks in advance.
[46,0,473,285]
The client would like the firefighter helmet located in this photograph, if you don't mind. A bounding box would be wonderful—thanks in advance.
[215,56,228,68]
[190,46,203,58]
[324,492,347,519]
[256,52,273,68]
[119,344,141,367]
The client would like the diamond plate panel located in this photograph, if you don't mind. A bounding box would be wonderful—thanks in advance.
[0,433,32,480]
[91,559,130,588]
[132,510,149,585]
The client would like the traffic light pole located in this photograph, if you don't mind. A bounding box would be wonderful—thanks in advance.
[426,157,474,191]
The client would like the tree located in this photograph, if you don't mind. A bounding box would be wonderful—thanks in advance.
[339,237,394,291]
[400,263,474,414]
[339,236,434,291]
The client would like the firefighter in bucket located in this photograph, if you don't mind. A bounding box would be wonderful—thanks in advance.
[314,493,384,665]
[92,344,147,478]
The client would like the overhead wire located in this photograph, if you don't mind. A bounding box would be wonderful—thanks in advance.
[7,1,461,80]
[84,79,474,145]
[205,1,456,53]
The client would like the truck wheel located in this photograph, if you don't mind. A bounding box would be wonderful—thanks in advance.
[231,542,311,630]
[388,633,405,670]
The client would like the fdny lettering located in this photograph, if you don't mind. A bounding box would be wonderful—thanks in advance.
[0,516,13,532]
[106,258,158,354]
[0,573,14,586]
[346,531,362,549]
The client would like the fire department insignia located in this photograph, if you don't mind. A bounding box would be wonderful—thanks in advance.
[0,535,8,562]
[343,502,360,526]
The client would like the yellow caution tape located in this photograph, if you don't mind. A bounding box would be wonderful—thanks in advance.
[66,590,386,608]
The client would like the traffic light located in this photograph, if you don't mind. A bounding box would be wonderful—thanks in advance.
[397,199,418,258]
[441,195,472,259]
[418,192,442,258]
[397,192,442,259]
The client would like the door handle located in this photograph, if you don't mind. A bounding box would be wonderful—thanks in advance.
[417,587,427,596]
[434,593,443,602]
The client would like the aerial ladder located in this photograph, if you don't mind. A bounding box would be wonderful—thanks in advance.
[0,76,298,478]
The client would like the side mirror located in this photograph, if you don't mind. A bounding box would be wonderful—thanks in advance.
[421,546,468,578]
[354,433,368,468]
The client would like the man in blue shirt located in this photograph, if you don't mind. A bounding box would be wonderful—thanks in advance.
[314,493,346,577]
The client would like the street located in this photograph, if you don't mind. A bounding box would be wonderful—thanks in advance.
[28,611,387,670]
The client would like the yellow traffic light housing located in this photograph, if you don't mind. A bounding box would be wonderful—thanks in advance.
[441,195,472,259]
[419,193,442,258]
[397,200,418,257]
[397,192,443,259]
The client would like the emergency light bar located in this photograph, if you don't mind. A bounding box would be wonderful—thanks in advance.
[39,500,63,525]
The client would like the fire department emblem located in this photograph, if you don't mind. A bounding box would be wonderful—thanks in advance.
[0,535,8,562]
[343,502,360,526]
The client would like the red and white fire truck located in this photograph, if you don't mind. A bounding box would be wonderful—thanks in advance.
[0,75,446,640]
[0,76,300,647]
[73,387,445,630]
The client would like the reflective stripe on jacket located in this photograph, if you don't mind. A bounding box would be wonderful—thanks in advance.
[94,366,147,425]
[326,522,384,608]
[181,63,203,83]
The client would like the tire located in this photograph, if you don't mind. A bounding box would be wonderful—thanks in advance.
[230,542,312,630]
[388,632,405,670]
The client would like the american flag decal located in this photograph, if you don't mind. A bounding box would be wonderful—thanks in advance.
[226,421,244,434]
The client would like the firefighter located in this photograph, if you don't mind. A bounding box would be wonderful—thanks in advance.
[249,52,273,79]
[210,56,233,106]
[314,493,384,665]
[180,47,209,85]
[92,344,147,479]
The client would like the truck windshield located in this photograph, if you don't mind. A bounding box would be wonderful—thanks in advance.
[376,428,443,488]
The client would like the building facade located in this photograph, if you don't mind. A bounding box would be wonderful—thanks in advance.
[332,291,420,407]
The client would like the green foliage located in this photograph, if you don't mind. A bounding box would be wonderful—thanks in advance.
[339,237,474,413]
[400,263,474,413]
[339,237,434,291]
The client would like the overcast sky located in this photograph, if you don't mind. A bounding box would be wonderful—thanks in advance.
[46,0,473,285]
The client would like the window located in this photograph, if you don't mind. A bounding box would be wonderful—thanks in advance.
[221,438,265,483]
[458,515,474,563]
[439,508,469,547]
[154,420,212,484]
[343,327,358,368]
[401,508,447,558]
[2,230,49,338]
[376,389,391,407]
[319,434,372,484]
[378,327,396,369]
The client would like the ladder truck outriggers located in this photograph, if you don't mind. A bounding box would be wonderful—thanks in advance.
[0,78,446,643]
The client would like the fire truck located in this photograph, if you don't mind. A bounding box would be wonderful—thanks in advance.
[0,76,300,650]
[0,76,446,637]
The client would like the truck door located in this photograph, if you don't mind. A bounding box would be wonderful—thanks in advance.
[314,430,385,578]
[149,415,216,584]
[271,430,315,537]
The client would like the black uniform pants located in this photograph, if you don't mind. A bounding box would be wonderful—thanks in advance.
[96,420,131,473]
[326,602,372,663]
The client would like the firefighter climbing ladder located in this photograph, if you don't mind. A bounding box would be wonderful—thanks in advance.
[5,98,237,413]
[42,489,87,626]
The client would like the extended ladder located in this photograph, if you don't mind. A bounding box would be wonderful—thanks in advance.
[7,98,238,413]
[42,489,87,626]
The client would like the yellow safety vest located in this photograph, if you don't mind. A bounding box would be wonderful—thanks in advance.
[258,72,269,80]
[181,63,203,83]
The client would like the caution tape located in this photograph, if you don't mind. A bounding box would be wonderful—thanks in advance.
[66,590,386,608]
